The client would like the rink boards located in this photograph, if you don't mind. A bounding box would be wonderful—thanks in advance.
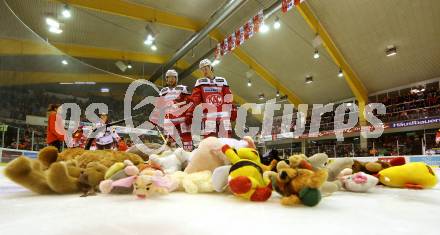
[0,147,439,168]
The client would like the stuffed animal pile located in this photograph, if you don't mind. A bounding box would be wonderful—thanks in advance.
[266,155,328,206]
[3,136,438,207]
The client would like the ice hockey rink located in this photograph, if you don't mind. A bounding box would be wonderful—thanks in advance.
[1,0,440,234]
[1,166,439,235]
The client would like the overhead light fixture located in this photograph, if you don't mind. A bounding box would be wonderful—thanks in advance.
[246,69,254,78]
[150,43,157,51]
[115,61,128,72]
[61,59,68,65]
[313,49,320,59]
[62,5,71,18]
[100,88,110,93]
[385,45,397,57]
[59,82,74,85]
[49,27,63,34]
[247,80,252,87]
[347,102,352,107]
[144,24,156,46]
[211,59,220,66]
[258,93,265,100]
[46,17,60,28]
[46,17,62,34]
[276,90,280,97]
[305,76,313,84]
[338,69,344,78]
[273,17,281,29]
[260,22,269,33]
[144,34,155,45]
[127,62,132,69]
[74,81,96,85]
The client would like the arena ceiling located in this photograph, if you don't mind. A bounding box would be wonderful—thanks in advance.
[0,0,439,106]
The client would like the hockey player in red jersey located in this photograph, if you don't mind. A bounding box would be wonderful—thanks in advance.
[150,69,193,151]
[187,59,237,138]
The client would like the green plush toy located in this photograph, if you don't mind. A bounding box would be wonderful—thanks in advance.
[298,187,322,207]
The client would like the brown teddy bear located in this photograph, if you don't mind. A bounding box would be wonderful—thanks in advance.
[266,155,328,207]
[352,157,405,176]
[4,146,143,195]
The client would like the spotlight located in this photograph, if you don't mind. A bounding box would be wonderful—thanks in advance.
[144,34,155,45]
[74,81,96,85]
[276,90,280,97]
[259,93,265,100]
[127,62,132,69]
[100,88,110,93]
[305,76,313,84]
[61,59,68,65]
[274,17,281,29]
[260,22,269,33]
[347,103,352,107]
[49,27,63,34]
[313,49,320,59]
[144,24,156,45]
[45,17,60,28]
[151,43,157,51]
[211,59,220,66]
[338,69,343,78]
[62,5,71,18]
[246,69,254,78]
[46,17,62,34]
[247,80,252,87]
[386,46,397,57]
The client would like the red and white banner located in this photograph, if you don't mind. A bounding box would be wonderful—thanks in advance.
[215,1,305,59]
[216,10,264,57]
[282,0,305,13]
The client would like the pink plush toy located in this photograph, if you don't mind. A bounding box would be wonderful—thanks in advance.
[133,172,174,199]
[99,160,140,194]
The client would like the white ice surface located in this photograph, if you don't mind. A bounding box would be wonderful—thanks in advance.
[1,167,440,235]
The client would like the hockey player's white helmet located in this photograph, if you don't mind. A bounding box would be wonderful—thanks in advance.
[165,69,178,81]
[199,59,212,69]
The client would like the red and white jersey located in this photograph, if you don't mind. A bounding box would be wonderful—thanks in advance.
[150,85,191,133]
[189,77,237,121]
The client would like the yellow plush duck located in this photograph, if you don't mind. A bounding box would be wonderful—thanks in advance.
[221,145,273,201]
[378,163,438,189]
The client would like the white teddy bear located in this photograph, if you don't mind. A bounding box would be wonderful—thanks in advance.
[149,148,192,174]
[169,171,214,194]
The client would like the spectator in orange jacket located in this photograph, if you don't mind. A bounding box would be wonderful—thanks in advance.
[46,104,65,152]
[118,137,128,152]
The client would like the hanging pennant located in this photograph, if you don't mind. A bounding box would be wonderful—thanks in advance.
[282,0,294,13]
[235,26,244,47]
[219,41,225,56]
[213,1,305,59]
[228,34,236,51]
[214,44,221,59]
[253,10,264,33]
[282,0,304,12]
[223,38,229,55]
[244,19,254,40]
